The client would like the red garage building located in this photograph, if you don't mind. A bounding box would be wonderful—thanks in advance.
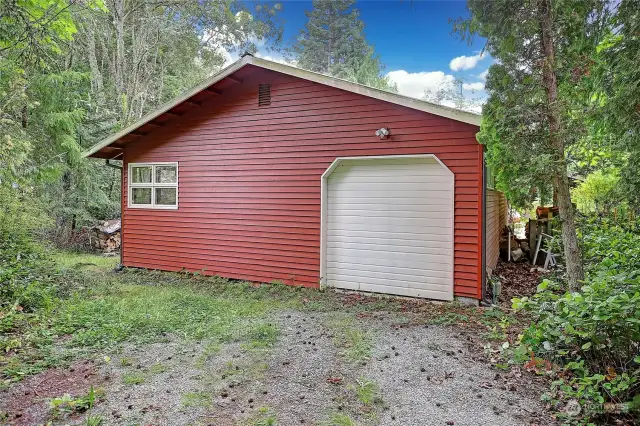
[86,55,491,303]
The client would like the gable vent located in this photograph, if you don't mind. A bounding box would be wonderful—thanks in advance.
[258,84,271,106]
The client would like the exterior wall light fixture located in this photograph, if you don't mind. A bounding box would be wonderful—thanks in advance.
[375,127,390,139]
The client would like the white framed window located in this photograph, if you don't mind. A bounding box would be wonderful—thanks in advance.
[128,162,178,209]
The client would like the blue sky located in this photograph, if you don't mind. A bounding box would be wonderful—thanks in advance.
[244,0,490,109]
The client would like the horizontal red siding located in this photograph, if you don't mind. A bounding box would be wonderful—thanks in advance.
[122,66,482,298]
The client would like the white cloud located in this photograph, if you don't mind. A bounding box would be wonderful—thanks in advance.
[449,52,486,71]
[468,104,483,114]
[255,52,295,66]
[386,68,487,114]
[220,48,238,67]
[462,82,485,91]
[477,69,489,81]
[247,35,266,48]
[386,70,455,99]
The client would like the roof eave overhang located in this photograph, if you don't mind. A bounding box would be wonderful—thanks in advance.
[83,56,254,158]
[84,55,481,158]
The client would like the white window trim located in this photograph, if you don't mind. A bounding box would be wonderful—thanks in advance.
[128,162,178,209]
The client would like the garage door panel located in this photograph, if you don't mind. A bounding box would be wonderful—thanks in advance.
[328,208,453,220]
[329,181,455,191]
[325,156,454,301]
[330,190,453,200]
[330,163,447,173]
[327,251,452,268]
[327,257,453,273]
[331,179,451,191]
[330,171,452,180]
[332,160,446,173]
[328,197,451,206]
[329,212,454,221]
[327,240,451,254]
[332,280,452,300]
[328,202,453,211]
[326,231,452,244]
[327,276,451,293]
[327,215,452,228]
[327,263,452,281]
[328,222,451,234]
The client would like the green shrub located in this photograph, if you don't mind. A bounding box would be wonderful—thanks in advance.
[511,219,640,421]
[0,186,58,311]
[571,170,620,214]
[580,218,640,277]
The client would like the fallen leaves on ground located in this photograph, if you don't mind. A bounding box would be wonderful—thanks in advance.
[493,259,548,306]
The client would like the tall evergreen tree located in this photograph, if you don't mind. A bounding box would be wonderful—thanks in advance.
[590,0,640,205]
[292,0,395,91]
[454,0,612,291]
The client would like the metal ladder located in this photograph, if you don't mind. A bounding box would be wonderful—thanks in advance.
[532,232,557,269]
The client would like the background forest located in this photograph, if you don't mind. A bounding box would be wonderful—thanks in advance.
[1,0,640,423]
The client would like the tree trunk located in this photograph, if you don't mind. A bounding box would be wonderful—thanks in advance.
[112,0,126,114]
[85,17,105,106]
[327,26,332,72]
[538,0,585,291]
[21,105,27,128]
[109,168,116,198]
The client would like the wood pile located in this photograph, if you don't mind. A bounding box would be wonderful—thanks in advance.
[90,219,121,253]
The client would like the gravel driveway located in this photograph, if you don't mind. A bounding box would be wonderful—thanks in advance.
[3,306,551,426]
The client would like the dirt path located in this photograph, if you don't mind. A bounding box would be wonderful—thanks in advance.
[1,309,552,426]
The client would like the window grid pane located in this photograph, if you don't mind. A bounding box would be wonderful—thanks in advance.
[155,187,177,206]
[155,165,177,184]
[131,166,152,184]
[129,163,178,208]
[132,187,152,205]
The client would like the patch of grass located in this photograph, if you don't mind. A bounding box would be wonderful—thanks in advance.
[254,415,277,426]
[148,363,168,375]
[350,378,383,407]
[120,362,168,385]
[479,309,515,342]
[121,373,145,385]
[2,255,412,386]
[242,322,279,349]
[248,406,277,426]
[195,341,221,369]
[53,252,119,272]
[85,413,104,426]
[342,329,372,363]
[328,315,372,364]
[50,278,282,349]
[221,360,243,378]
[181,391,212,408]
[322,413,358,426]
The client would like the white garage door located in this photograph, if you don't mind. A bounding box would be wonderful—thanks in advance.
[324,156,454,300]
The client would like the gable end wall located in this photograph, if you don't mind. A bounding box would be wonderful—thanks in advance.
[122,68,483,298]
